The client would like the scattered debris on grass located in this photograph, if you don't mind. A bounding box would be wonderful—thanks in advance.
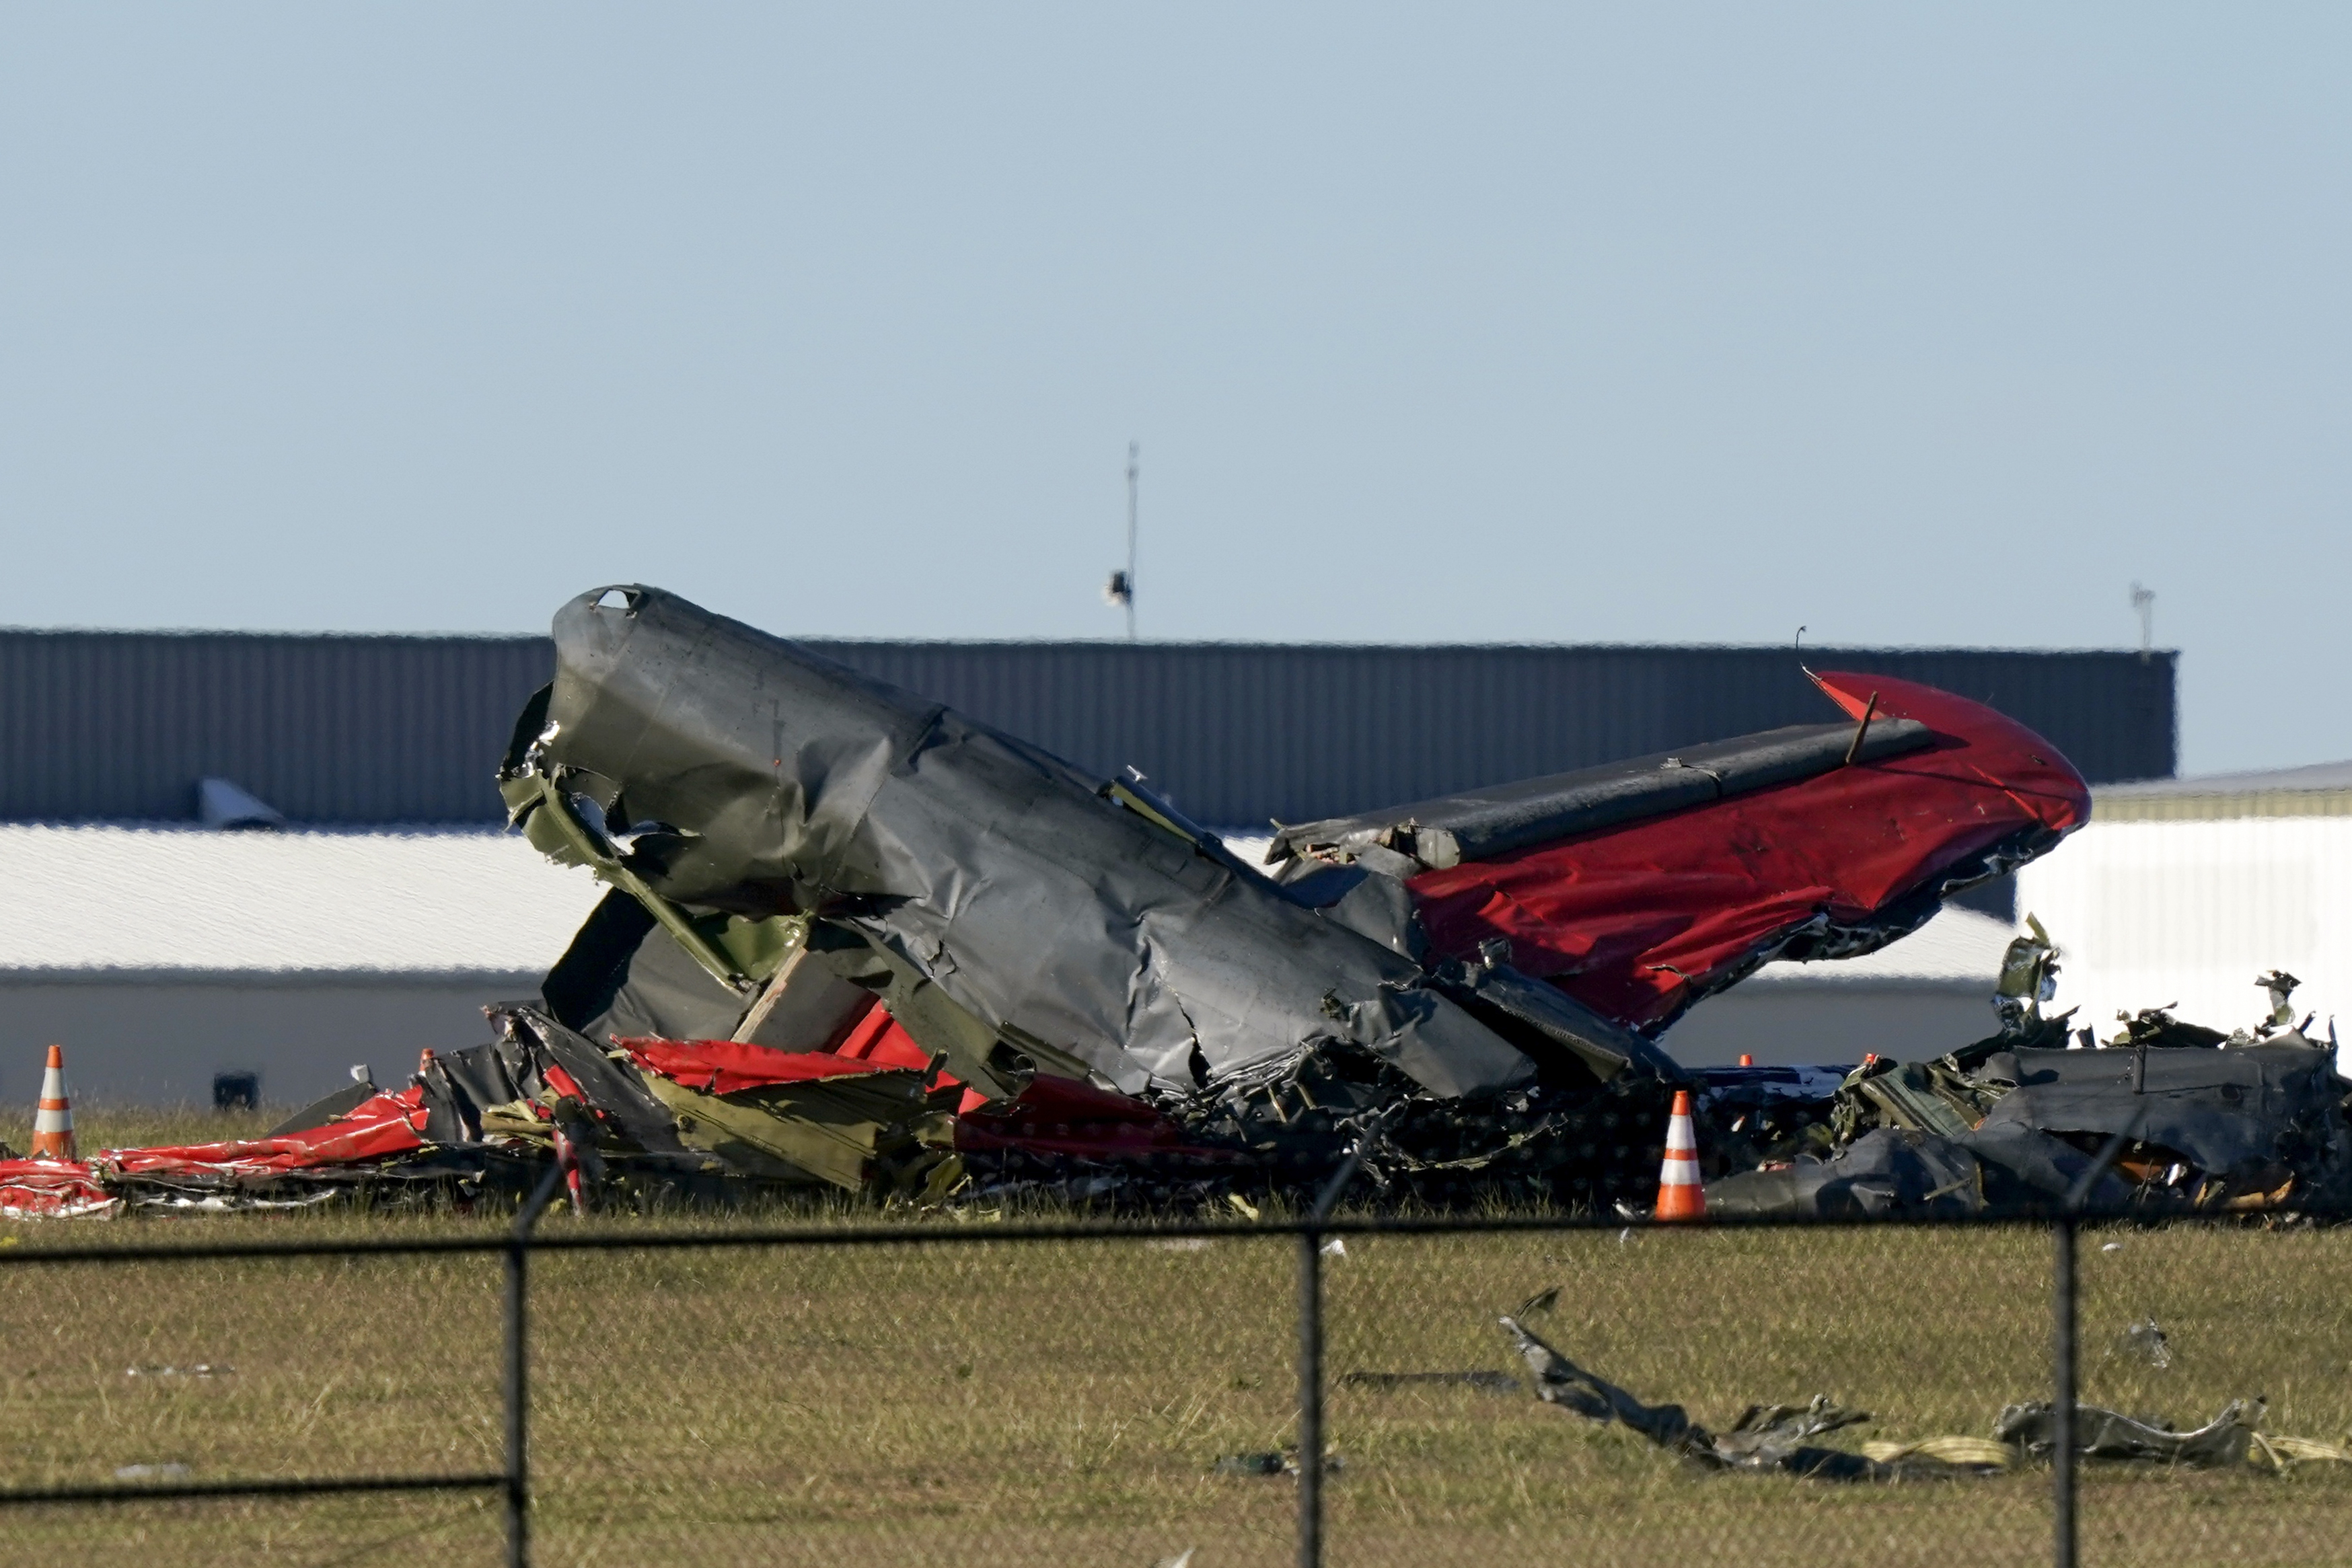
[1703,938,2352,1220]
[1456,1296,2352,1481]
[1498,1312,1993,1481]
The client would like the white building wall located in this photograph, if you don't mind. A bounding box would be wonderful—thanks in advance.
[0,975,540,1111]
[2012,816,2352,1041]
[0,825,605,1109]
[0,824,601,971]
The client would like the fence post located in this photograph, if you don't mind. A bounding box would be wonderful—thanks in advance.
[2049,1129,2129,1568]
[1295,1124,1384,1568]
[1296,1224,1324,1568]
[505,1164,568,1568]
[2051,1215,2077,1568]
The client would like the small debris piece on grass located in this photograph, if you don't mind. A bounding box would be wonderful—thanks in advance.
[1514,1285,1561,1318]
[1996,1400,2262,1466]
[2115,1318,2172,1370]
[125,1364,232,1378]
[1212,1450,1343,1477]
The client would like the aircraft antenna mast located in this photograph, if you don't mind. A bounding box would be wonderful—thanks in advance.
[1125,441,1139,643]
[2130,582,2155,662]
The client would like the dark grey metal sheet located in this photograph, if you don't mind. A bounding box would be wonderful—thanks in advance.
[1976,1043,2339,1177]
[507,587,1537,1103]
[1270,718,1932,868]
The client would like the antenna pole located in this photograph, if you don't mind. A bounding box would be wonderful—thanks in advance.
[2129,583,2155,663]
[1125,441,1139,643]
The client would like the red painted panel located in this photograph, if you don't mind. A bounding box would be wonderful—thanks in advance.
[616,1037,902,1096]
[108,1085,430,1173]
[1408,671,2089,1033]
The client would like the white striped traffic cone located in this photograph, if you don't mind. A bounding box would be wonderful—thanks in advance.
[30,1044,76,1161]
[1654,1088,1704,1222]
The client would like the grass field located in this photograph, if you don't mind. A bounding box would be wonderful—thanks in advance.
[7,1108,2352,1566]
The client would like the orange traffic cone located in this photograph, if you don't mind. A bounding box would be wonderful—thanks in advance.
[30,1044,76,1161]
[1654,1088,1704,1222]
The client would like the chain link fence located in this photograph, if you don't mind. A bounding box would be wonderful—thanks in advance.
[7,1190,2352,1567]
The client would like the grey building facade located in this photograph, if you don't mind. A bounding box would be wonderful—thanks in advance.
[0,630,2176,827]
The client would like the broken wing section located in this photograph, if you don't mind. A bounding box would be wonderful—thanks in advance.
[1312,671,2089,1036]
[1269,717,1936,872]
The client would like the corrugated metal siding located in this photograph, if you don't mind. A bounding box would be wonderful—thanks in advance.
[0,632,2173,826]
[0,632,555,823]
[802,642,2178,825]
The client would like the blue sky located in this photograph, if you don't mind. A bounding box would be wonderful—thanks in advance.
[3,6,2346,772]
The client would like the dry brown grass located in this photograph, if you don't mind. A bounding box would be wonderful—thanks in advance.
[4,1139,2352,1565]
[0,1100,288,1157]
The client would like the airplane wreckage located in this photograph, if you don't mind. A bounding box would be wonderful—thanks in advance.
[3,586,2348,1222]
